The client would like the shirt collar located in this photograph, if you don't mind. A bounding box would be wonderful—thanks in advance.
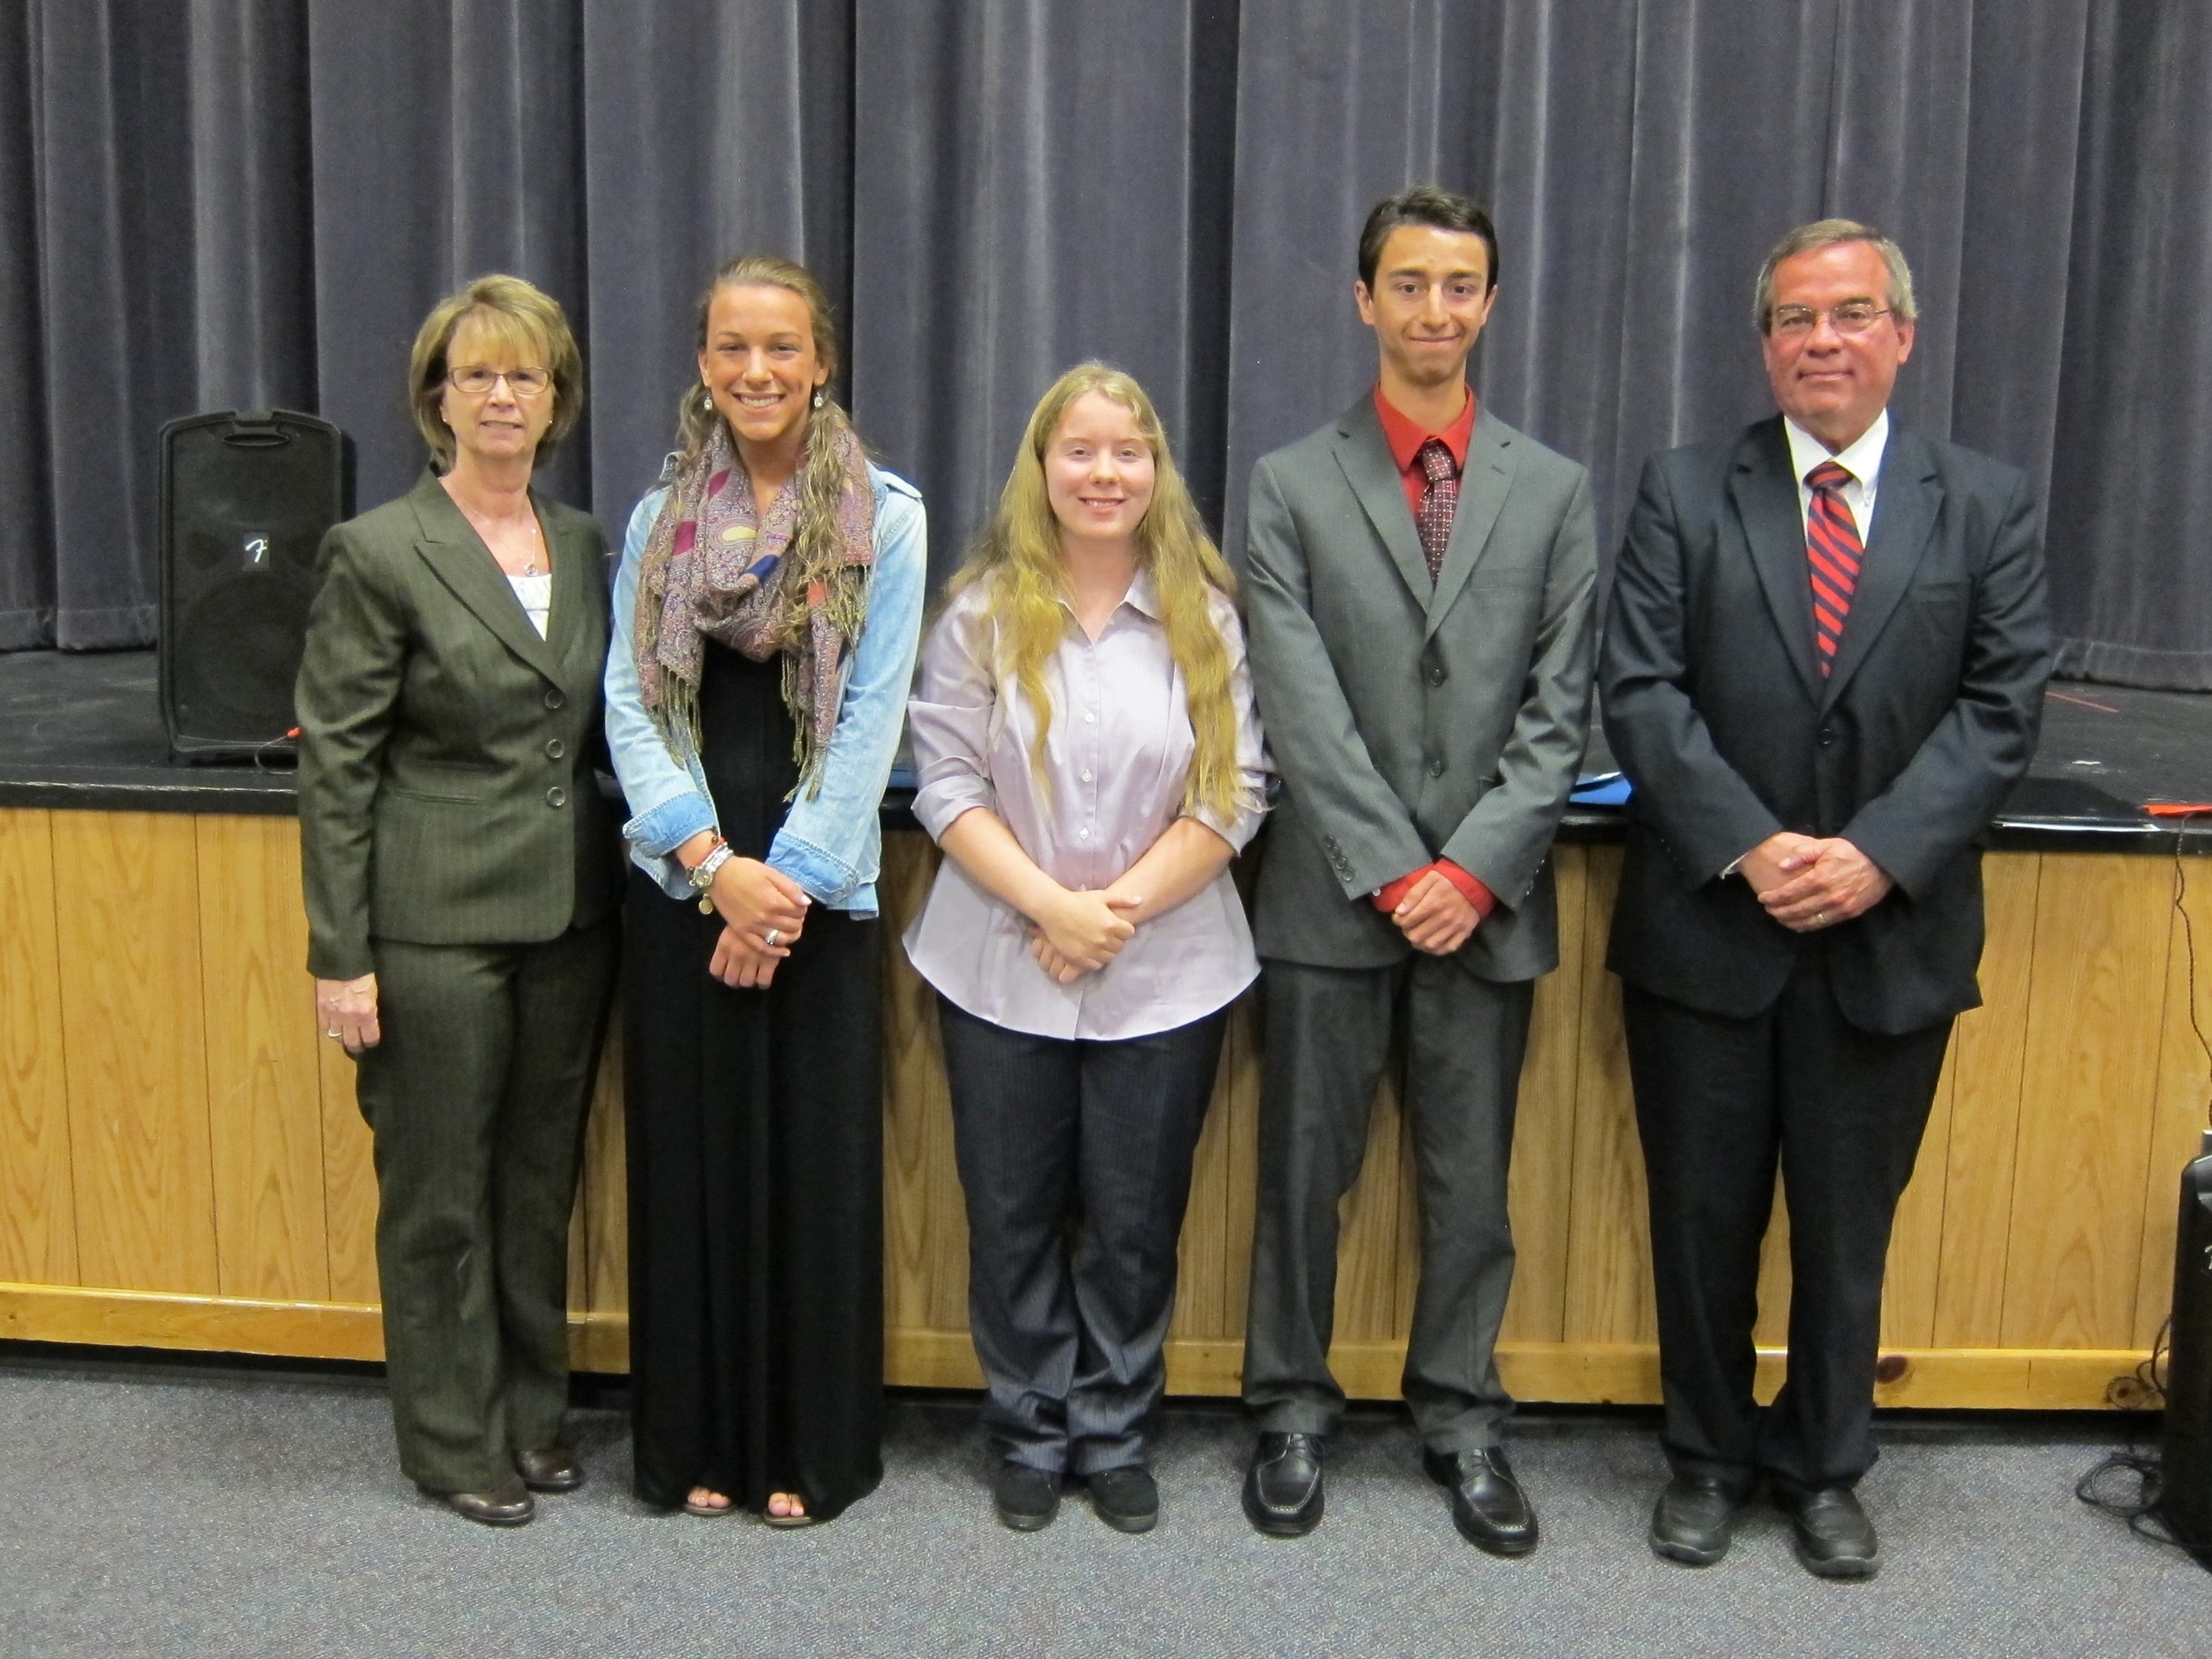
[1784,407,1890,492]
[1055,565,1161,626]
[1374,382,1478,477]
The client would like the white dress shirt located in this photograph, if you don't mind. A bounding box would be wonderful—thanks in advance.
[1783,409,1888,541]
[904,570,1270,1041]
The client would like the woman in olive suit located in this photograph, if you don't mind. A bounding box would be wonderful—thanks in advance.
[296,274,621,1526]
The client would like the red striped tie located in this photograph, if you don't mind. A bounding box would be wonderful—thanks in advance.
[1805,459,1862,675]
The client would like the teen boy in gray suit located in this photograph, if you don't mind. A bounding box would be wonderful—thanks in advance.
[1239,186,1598,1554]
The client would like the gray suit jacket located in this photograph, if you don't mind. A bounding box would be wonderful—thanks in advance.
[1244,395,1598,981]
[296,472,623,980]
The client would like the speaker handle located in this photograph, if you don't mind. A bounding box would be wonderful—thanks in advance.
[222,412,292,449]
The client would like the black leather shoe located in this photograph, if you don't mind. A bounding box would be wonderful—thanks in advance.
[993,1463,1062,1532]
[1243,1432,1325,1537]
[1423,1445,1538,1557]
[1777,1484,1880,1579]
[1087,1466,1159,1533]
[1648,1473,1750,1567]
[424,1474,534,1527]
[514,1447,584,1493]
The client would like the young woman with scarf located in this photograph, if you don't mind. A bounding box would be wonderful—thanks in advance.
[603,255,926,1525]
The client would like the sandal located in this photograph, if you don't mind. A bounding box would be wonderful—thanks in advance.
[761,1493,816,1528]
[682,1487,739,1518]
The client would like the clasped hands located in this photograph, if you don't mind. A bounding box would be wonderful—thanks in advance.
[1380,865,1484,956]
[1026,884,1145,985]
[704,856,811,988]
[1740,831,1893,931]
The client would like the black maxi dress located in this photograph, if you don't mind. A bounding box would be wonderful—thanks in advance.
[624,638,885,1519]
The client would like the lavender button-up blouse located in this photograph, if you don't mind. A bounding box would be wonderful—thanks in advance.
[904,572,1270,1041]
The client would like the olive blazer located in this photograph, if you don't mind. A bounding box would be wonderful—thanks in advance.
[297,471,622,981]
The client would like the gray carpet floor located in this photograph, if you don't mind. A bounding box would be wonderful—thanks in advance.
[1,1354,2205,1658]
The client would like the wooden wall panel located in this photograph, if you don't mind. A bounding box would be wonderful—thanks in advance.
[1501,847,1589,1343]
[1932,852,2040,1345]
[0,810,76,1284]
[317,1030,380,1303]
[2135,845,2212,1348]
[2001,854,2174,1349]
[196,817,328,1301]
[1561,848,1657,1344]
[54,811,219,1294]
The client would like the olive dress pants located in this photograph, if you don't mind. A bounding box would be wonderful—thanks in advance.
[351,918,618,1493]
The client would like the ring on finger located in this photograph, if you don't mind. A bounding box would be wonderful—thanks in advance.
[765,927,781,948]
[1816,910,1828,926]
[324,1029,342,1040]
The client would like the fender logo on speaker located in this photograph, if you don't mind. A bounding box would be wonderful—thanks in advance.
[244,535,271,565]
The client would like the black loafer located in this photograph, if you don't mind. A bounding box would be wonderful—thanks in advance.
[1648,1473,1750,1567]
[1243,1432,1325,1537]
[514,1447,584,1493]
[1777,1484,1879,1579]
[993,1463,1062,1532]
[424,1474,534,1527]
[1087,1466,1159,1533]
[1423,1445,1538,1557]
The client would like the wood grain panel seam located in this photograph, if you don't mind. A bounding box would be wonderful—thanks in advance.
[1988,852,2046,1344]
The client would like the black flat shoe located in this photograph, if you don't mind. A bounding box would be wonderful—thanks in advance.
[1777,1484,1880,1579]
[1423,1445,1538,1557]
[423,1474,534,1527]
[514,1447,584,1493]
[1087,1466,1158,1533]
[1648,1473,1751,1567]
[1242,1432,1325,1538]
[994,1463,1062,1532]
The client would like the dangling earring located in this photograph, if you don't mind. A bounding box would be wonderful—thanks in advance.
[811,389,826,409]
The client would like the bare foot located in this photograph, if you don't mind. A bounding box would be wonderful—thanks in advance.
[766,1491,808,1521]
[686,1486,734,1514]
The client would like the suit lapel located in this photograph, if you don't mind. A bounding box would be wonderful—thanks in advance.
[538,494,599,682]
[1727,420,1823,703]
[1425,411,1513,641]
[1331,400,1435,610]
[407,472,561,683]
[1821,426,1941,710]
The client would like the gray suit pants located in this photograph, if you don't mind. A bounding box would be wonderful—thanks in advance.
[1243,956,1532,1452]
[353,918,618,1491]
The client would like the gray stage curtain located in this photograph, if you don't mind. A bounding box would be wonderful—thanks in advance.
[1,0,2208,684]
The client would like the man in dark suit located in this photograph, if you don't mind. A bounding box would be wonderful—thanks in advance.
[1601,220,2052,1578]
[1240,186,1597,1552]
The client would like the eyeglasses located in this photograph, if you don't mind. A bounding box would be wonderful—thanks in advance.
[1769,302,1892,339]
[448,365,551,397]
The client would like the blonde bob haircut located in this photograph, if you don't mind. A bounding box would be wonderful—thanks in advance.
[949,361,1252,825]
[407,274,583,472]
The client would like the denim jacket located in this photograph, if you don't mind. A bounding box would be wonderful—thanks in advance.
[603,463,927,916]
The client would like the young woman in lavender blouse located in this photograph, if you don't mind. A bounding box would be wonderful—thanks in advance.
[905,362,1271,1534]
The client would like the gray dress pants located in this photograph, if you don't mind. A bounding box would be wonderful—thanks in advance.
[353,918,618,1492]
[1242,955,1532,1453]
[939,997,1227,1476]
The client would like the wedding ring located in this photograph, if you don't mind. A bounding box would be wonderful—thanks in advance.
[1815,911,1828,926]
[324,1029,342,1040]
[765,928,781,948]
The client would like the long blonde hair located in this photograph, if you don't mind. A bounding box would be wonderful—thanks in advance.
[949,362,1248,823]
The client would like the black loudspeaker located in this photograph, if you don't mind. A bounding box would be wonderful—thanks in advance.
[2163,1130,2212,1566]
[158,409,348,759]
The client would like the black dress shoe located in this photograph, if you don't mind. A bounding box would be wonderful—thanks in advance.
[1777,1484,1879,1579]
[1648,1473,1750,1567]
[424,1474,534,1527]
[1423,1445,1538,1557]
[514,1447,584,1493]
[993,1463,1062,1532]
[1243,1432,1325,1537]
[1087,1466,1158,1533]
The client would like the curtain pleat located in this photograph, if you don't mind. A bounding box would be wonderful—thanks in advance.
[0,0,2203,683]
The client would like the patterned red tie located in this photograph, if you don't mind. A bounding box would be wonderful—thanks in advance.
[1805,459,1862,675]
[1416,438,1458,580]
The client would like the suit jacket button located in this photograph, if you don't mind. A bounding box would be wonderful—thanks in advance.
[544,687,566,710]
[1427,757,1446,778]
[1817,727,1835,747]
[1425,663,1448,686]
[545,737,566,759]
[545,786,568,808]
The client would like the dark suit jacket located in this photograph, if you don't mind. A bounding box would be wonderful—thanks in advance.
[296,471,622,980]
[1601,416,2053,1035]
[1244,395,1598,982]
